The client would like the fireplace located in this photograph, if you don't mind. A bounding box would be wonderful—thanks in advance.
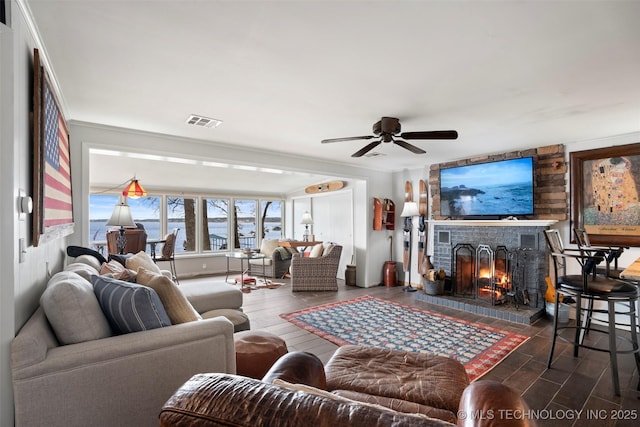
[416,220,555,324]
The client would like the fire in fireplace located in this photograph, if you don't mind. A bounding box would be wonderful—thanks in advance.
[452,243,538,307]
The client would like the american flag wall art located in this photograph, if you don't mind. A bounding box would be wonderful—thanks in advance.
[32,48,74,246]
[42,82,72,228]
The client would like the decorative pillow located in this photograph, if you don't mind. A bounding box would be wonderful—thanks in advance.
[125,250,161,274]
[92,275,171,334]
[162,232,176,258]
[274,247,292,260]
[136,267,201,324]
[40,271,112,344]
[100,260,137,281]
[260,239,280,256]
[64,262,100,281]
[309,243,324,258]
[74,254,102,272]
[108,253,134,267]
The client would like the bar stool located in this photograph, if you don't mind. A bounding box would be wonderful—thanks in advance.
[544,229,640,396]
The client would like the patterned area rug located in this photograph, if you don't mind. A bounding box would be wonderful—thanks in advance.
[281,295,529,381]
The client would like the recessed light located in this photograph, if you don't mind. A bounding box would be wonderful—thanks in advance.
[185,114,222,128]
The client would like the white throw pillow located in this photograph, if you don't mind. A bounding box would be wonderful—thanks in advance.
[125,251,162,274]
[309,243,324,258]
[260,239,280,256]
[40,271,112,344]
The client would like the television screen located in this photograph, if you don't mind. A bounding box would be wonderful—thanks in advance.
[439,157,534,218]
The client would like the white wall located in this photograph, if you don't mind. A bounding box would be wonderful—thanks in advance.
[1,3,68,425]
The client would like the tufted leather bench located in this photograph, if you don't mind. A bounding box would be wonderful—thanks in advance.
[325,345,470,423]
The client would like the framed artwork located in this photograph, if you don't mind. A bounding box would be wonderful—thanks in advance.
[32,49,74,246]
[570,143,640,246]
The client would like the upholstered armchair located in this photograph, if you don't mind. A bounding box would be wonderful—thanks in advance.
[248,239,293,279]
[290,244,343,291]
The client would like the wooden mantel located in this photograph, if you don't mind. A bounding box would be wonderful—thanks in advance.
[430,220,558,227]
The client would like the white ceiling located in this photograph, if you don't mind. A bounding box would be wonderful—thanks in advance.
[24,0,640,193]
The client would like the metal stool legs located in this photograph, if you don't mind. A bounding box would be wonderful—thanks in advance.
[547,293,640,396]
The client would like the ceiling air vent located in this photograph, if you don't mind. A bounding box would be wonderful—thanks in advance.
[185,114,222,128]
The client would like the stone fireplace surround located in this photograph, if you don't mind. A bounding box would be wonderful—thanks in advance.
[415,220,556,324]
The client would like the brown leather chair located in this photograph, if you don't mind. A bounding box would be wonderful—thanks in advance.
[106,228,147,255]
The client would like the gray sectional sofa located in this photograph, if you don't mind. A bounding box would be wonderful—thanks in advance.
[11,252,248,427]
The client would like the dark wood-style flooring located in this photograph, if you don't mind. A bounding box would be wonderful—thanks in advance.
[186,276,640,427]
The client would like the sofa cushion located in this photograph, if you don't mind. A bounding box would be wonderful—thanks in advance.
[40,271,112,345]
[325,345,469,414]
[92,275,171,334]
[125,250,162,274]
[100,260,137,282]
[260,239,280,256]
[273,379,448,423]
[63,262,99,282]
[136,267,201,324]
[180,281,244,313]
[201,309,250,332]
[74,254,102,271]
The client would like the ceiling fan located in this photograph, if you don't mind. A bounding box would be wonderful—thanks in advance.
[321,117,458,157]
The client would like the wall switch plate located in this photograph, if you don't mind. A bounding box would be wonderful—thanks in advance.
[19,238,26,263]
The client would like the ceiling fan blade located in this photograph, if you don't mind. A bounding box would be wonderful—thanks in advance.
[399,130,458,140]
[351,140,382,157]
[394,139,426,155]
[321,135,375,144]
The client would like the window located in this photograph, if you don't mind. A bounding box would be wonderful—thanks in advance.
[89,195,160,253]
[202,198,229,251]
[89,192,284,256]
[128,197,161,240]
[167,196,197,253]
[261,200,283,240]
[234,199,257,249]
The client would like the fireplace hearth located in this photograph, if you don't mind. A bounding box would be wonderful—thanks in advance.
[416,220,555,324]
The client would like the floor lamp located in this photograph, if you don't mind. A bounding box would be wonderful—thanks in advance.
[106,196,137,254]
[400,201,419,292]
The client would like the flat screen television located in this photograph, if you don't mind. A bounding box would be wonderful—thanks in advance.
[439,157,534,218]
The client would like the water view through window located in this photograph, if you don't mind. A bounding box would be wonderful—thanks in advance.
[90,195,283,254]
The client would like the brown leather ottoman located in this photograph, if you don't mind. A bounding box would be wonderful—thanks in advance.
[234,330,288,379]
[325,345,470,423]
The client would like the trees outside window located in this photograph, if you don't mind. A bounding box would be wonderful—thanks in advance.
[90,193,284,255]
[167,197,197,253]
[234,199,257,249]
[261,200,283,240]
[202,198,229,251]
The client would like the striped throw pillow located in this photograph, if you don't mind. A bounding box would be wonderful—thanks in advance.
[92,275,171,334]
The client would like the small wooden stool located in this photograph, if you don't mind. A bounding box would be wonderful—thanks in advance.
[234,330,288,379]
[234,275,256,292]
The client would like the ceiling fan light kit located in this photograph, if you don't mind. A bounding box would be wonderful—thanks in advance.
[321,117,458,158]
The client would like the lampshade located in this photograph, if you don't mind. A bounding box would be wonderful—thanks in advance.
[105,197,136,227]
[122,179,147,199]
[400,201,419,217]
[300,212,314,225]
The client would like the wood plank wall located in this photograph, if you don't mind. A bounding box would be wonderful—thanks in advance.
[429,144,568,220]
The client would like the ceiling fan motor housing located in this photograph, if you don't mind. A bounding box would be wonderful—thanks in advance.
[373,117,401,136]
